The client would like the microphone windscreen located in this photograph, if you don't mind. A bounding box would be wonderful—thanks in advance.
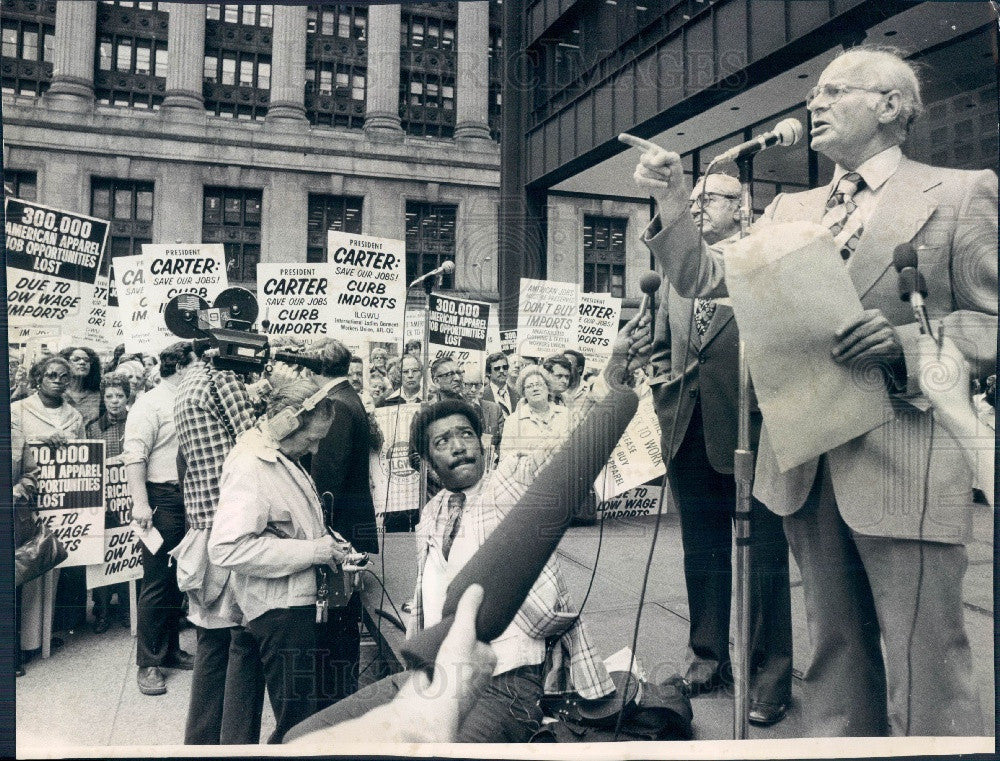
[639,270,662,297]
[441,260,456,274]
[897,267,918,302]
[774,118,803,146]
[892,243,917,272]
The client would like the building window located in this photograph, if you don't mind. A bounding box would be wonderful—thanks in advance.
[203,5,272,120]
[202,187,262,282]
[405,201,456,289]
[306,194,364,262]
[305,4,367,130]
[206,4,273,27]
[94,1,168,109]
[399,3,457,138]
[583,216,626,298]
[4,169,37,201]
[91,178,154,268]
[0,0,56,97]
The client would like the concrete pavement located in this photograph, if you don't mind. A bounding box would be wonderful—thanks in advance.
[15,505,994,752]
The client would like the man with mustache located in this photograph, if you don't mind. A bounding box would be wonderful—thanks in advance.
[285,313,652,743]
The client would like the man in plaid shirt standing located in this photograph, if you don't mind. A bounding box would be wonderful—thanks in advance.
[171,352,266,744]
[286,313,651,744]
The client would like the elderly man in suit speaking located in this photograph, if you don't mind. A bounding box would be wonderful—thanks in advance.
[648,171,792,726]
[629,45,996,736]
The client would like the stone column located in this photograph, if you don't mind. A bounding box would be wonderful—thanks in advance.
[44,0,97,107]
[455,1,491,141]
[266,3,307,124]
[161,2,205,112]
[364,3,403,136]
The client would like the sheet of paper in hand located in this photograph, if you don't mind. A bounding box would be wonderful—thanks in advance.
[723,221,893,472]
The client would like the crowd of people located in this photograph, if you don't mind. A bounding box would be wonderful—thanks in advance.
[9,44,997,745]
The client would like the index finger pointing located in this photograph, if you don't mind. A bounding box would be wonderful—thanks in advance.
[619,133,662,152]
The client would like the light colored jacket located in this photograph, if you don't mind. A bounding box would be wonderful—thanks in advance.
[208,426,329,623]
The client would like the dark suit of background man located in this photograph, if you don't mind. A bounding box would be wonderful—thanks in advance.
[308,338,381,705]
[647,172,792,726]
[635,46,996,736]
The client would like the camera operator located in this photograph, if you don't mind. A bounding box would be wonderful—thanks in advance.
[208,375,354,743]
[171,346,265,745]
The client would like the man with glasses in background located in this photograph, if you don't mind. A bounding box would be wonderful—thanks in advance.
[483,352,519,417]
[631,45,996,736]
[647,172,792,725]
[378,354,424,407]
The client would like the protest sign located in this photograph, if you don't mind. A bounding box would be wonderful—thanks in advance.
[372,404,421,515]
[327,231,406,341]
[112,253,154,353]
[427,293,490,370]
[404,307,426,347]
[594,395,665,501]
[29,440,106,567]
[597,485,665,520]
[140,243,228,353]
[75,273,112,351]
[5,199,108,331]
[86,525,144,589]
[485,306,502,355]
[106,262,125,347]
[257,263,337,338]
[578,292,622,372]
[500,329,518,355]
[104,461,133,525]
[516,278,579,357]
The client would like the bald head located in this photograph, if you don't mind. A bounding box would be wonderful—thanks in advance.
[690,173,741,243]
[830,46,922,143]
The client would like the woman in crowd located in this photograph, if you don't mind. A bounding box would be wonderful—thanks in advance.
[498,365,570,461]
[86,373,134,633]
[368,370,389,407]
[11,356,86,662]
[114,360,147,406]
[60,346,103,426]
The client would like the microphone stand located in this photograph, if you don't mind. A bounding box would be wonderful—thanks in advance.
[732,155,755,741]
[417,274,435,524]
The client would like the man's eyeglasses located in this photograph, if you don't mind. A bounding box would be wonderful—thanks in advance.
[806,83,892,107]
[490,364,509,372]
[689,192,738,209]
[43,372,70,382]
[434,370,460,381]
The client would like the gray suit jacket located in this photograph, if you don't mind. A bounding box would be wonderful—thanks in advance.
[644,157,997,543]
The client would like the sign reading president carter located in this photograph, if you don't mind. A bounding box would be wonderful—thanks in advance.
[327,231,405,341]
[257,263,337,338]
[5,199,108,329]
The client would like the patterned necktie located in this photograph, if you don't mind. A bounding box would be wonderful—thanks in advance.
[441,491,466,561]
[820,171,866,260]
[694,298,716,337]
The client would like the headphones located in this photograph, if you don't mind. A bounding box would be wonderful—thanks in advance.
[264,377,347,441]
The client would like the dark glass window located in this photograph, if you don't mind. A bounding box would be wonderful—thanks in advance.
[202,187,263,283]
[203,4,272,120]
[305,4,367,130]
[0,0,56,97]
[3,169,37,201]
[405,201,456,288]
[306,194,364,262]
[91,177,154,275]
[583,215,626,298]
[94,1,168,109]
[399,3,457,138]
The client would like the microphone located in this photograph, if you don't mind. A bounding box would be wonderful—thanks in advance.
[408,260,455,289]
[638,270,661,329]
[710,118,803,165]
[893,243,933,337]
